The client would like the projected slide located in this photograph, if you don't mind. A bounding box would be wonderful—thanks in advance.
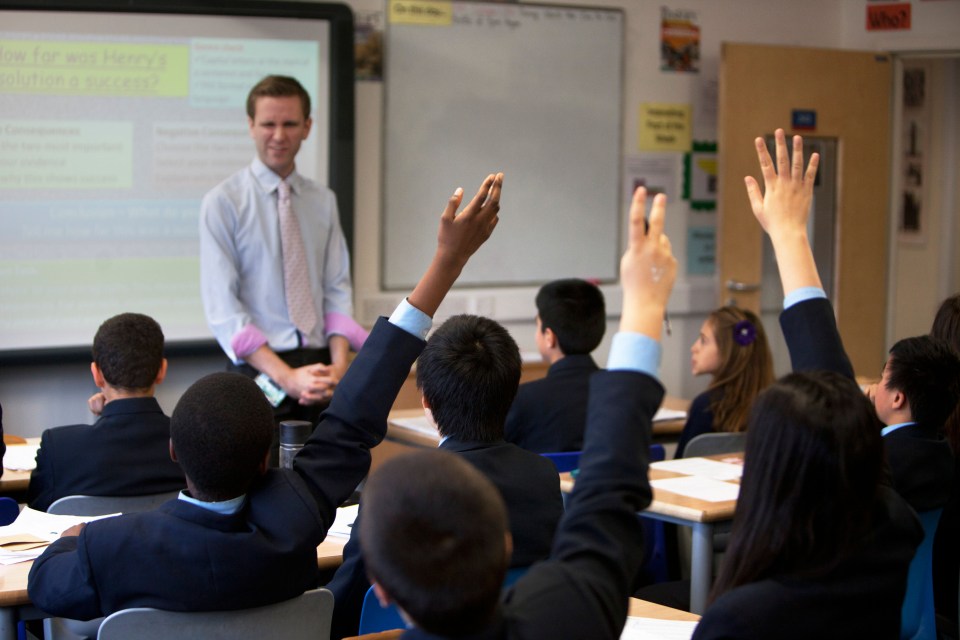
[0,9,333,353]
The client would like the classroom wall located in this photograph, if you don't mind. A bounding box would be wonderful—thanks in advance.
[2,0,958,437]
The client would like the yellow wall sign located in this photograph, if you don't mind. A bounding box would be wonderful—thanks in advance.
[389,0,453,26]
[638,102,691,152]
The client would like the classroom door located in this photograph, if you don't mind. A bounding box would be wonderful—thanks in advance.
[718,43,892,376]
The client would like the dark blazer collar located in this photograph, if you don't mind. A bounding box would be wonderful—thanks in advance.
[438,438,506,454]
[98,396,164,419]
[158,496,249,533]
[401,608,505,639]
[547,353,599,376]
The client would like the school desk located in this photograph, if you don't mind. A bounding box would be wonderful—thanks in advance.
[0,536,348,639]
[0,438,39,494]
[561,453,742,616]
[341,597,701,639]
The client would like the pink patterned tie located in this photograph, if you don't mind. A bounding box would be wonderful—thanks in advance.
[278,179,318,336]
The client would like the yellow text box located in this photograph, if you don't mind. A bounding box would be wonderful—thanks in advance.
[389,0,453,25]
[639,102,692,152]
[0,40,188,97]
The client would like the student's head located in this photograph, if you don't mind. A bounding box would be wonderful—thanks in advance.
[91,312,166,393]
[416,314,521,442]
[874,336,960,427]
[691,307,774,431]
[931,294,960,451]
[534,279,606,358]
[712,371,884,601]
[931,293,960,354]
[691,307,770,378]
[170,372,274,502]
[361,449,509,635]
[246,75,313,178]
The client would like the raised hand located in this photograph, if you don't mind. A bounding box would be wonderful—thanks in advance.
[744,129,823,295]
[619,187,676,339]
[409,173,503,317]
[744,128,819,242]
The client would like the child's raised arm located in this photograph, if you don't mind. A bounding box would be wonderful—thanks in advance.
[619,186,676,340]
[408,173,503,317]
[744,129,821,296]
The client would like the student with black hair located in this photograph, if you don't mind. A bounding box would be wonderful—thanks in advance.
[692,130,923,638]
[327,314,563,638]
[27,173,503,621]
[353,185,676,639]
[27,313,185,512]
[864,336,957,512]
[504,278,606,452]
[929,292,960,635]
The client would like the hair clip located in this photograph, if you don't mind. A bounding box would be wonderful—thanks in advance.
[733,320,756,346]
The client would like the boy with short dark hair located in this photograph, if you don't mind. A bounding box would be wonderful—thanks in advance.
[867,335,960,512]
[28,173,503,621]
[504,278,606,452]
[28,312,185,512]
[327,314,563,638]
[358,186,675,639]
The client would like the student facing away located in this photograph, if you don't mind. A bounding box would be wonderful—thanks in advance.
[504,278,606,453]
[355,186,676,639]
[692,130,922,638]
[27,173,504,621]
[326,313,564,639]
[27,313,185,512]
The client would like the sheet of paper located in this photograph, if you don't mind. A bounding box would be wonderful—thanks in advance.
[327,504,359,538]
[621,616,698,639]
[650,457,742,481]
[0,508,120,564]
[653,407,687,422]
[391,415,439,437]
[3,444,40,471]
[651,476,740,503]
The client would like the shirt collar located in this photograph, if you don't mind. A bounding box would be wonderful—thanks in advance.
[177,490,246,515]
[881,421,915,437]
[250,156,300,195]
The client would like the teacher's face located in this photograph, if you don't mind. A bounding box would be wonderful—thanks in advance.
[248,95,312,178]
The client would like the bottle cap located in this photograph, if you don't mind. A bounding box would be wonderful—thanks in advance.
[279,420,313,445]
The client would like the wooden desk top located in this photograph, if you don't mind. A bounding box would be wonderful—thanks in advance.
[0,535,347,608]
[385,395,690,448]
[560,453,742,524]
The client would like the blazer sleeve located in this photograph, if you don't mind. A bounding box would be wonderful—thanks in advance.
[28,533,103,621]
[27,431,55,512]
[292,317,426,534]
[779,297,855,379]
[506,370,663,639]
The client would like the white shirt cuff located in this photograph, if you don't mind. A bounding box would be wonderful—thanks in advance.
[389,298,432,341]
[606,332,661,380]
[784,287,827,309]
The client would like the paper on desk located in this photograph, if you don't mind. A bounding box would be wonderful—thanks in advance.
[621,616,697,639]
[650,476,740,503]
[650,458,742,481]
[0,507,119,564]
[653,407,687,422]
[3,444,40,471]
[391,415,439,438]
[327,504,359,538]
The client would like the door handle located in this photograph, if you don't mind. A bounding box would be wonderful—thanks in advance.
[725,279,761,292]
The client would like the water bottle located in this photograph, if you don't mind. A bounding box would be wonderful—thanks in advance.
[279,420,313,469]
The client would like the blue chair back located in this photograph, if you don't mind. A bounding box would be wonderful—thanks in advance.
[540,451,581,473]
[358,567,531,634]
[901,508,942,640]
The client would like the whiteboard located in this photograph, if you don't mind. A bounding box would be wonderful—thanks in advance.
[382,2,623,289]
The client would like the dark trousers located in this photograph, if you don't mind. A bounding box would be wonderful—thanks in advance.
[229,348,331,466]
